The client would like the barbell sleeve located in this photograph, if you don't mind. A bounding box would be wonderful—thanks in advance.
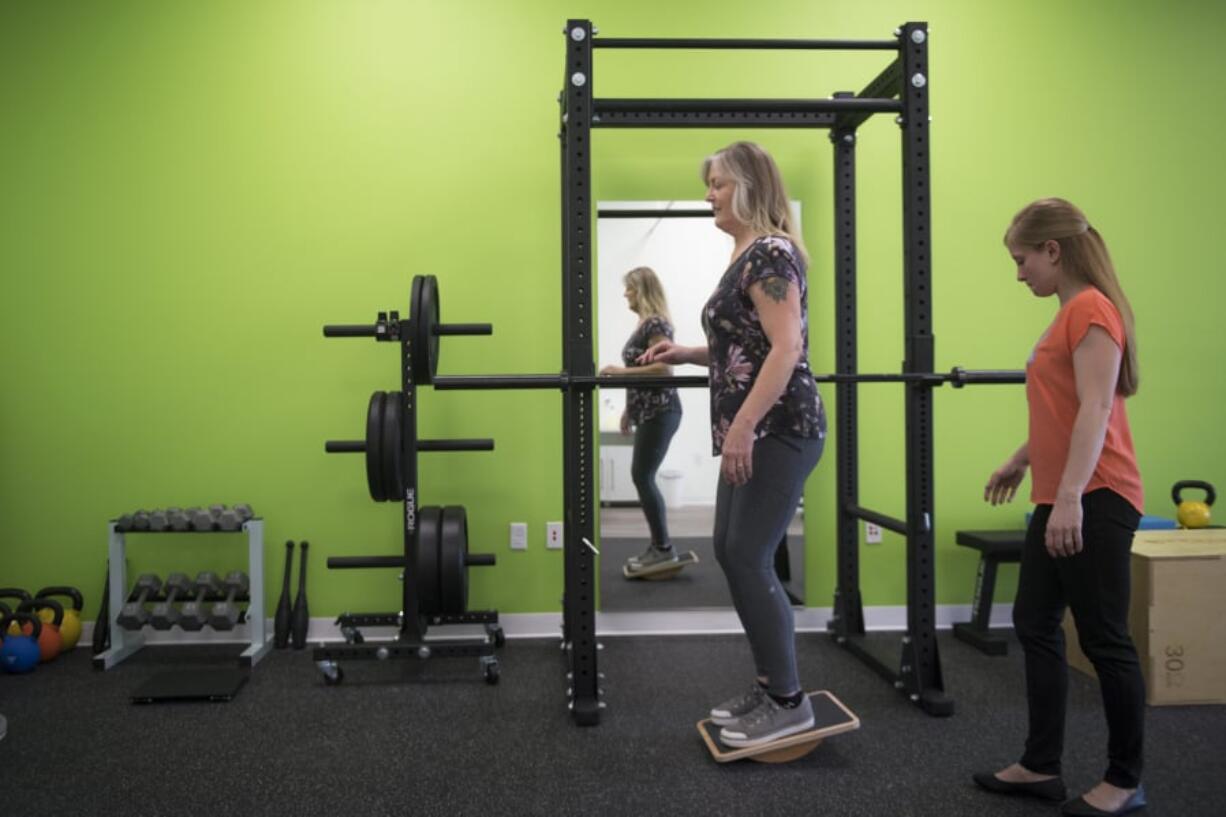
[326,556,407,569]
[434,323,493,336]
[432,374,569,390]
[947,367,1026,387]
[429,374,713,390]
[323,324,382,338]
[327,439,495,453]
[418,439,495,452]
[465,554,496,567]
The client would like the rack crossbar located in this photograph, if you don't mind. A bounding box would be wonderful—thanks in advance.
[845,505,908,535]
[596,98,902,114]
[594,37,899,51]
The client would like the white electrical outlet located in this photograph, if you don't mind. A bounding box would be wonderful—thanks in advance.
[546,521,564,549]
[510,522,528,550]
[865,521,883,544]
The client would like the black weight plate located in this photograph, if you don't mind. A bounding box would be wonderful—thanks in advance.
[409,273,424,355]
[414,274,439,385]
[415,506,442,615]
[381,391,403,500]
[440,505,468,614]
[409,274,423,379]
[426,275,440,382]
[365,392,387,502]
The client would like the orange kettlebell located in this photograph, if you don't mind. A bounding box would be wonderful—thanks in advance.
[1172,480,1215,529]
[18,598,63,662]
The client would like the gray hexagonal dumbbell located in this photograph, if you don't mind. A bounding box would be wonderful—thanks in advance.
[217,504,255,531]
[187,507,214,531]
[178,572,223,631]
[207,572,249,630]
[117,574,162,630]
[149,573,193,630]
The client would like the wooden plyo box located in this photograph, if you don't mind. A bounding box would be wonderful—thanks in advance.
[1064,529,1226,705]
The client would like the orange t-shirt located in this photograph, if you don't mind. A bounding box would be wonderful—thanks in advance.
[1026,287,1144,513]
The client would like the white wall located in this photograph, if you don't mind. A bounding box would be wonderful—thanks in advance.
[596,201,800,505]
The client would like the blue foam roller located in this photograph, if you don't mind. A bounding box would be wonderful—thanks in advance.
[1023,512,1176,530]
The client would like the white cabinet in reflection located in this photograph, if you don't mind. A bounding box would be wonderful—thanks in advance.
[599,432,638,504]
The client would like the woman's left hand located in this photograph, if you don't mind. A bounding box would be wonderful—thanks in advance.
[599,364,622,376]
[1044,497,1084,558]
[721,420,755,486]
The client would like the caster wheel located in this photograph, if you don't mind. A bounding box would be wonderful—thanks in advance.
[318,661,344,686]
[482,658,500,685]
[487,625,506,648]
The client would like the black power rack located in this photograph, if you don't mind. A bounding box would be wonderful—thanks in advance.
[542,19,1022,721]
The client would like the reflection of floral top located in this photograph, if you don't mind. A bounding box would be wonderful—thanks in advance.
[622,316,683,425]
[701,235,826,454]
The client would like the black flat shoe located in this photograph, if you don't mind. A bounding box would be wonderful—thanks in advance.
[972,771,1067,802]
[1061,784,1148,816]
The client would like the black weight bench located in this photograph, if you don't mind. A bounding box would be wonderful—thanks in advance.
[953,530,1024,655]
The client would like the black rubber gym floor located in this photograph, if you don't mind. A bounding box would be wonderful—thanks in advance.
[2,632,1222,816]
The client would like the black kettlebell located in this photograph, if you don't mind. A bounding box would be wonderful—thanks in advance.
[1172,480,1215,529]
[0,588,32,636]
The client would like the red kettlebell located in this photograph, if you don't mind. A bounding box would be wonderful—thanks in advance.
[18,598,64,663]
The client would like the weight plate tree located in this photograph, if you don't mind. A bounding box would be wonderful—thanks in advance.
[319,286,503,684]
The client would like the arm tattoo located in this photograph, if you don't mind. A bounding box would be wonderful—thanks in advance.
[760,276,790,303]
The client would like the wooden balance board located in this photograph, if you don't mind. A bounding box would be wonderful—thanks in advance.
[697,690,860,763]
[622,550,700,580]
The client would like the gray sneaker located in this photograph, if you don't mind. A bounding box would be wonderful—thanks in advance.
[625,544,677,571]
[718,694,815,748]
[709,683,768,727]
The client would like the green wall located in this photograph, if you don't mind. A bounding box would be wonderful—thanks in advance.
[2,0,1224,620]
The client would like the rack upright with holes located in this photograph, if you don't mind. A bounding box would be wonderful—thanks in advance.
[556,20,953,721]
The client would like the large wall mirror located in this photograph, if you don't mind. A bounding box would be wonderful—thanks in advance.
[596,200,805,614]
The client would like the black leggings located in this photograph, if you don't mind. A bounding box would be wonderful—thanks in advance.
[631,410,681,547]
[1014,488,1144,788]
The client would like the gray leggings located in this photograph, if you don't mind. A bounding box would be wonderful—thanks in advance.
[631,410,682,547]
[713,433,823,697]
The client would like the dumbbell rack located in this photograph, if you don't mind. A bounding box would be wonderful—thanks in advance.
[93,518,272,670]
[315,279,503,685]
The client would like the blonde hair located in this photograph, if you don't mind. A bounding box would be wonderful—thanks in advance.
[623,266,670,322]
[701,141,809,265]
[1005,198,1139,396]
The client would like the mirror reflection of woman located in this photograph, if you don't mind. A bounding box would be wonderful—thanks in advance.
[599,267,683,572]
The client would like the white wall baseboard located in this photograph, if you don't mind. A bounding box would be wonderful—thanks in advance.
[73,603,1013,648]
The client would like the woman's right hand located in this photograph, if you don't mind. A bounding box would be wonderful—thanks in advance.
[638,339,688,365]
[619,410,632,435]
[984,457,1027,505]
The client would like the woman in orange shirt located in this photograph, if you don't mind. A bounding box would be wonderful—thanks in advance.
[974,199,1147,817]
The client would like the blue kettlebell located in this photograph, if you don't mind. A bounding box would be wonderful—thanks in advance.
[1,611,42,673]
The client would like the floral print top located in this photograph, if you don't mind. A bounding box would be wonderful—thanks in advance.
[621,315,683,426]
[701,235,826,454]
